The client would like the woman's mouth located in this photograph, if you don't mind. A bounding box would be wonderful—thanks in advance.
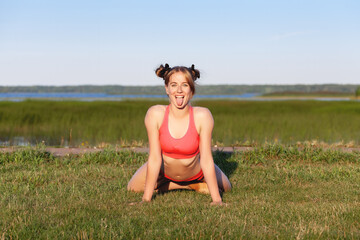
[175,96,184,106]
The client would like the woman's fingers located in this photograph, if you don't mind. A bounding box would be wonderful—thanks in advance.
[210,201,228,206]
[128,201,149,206]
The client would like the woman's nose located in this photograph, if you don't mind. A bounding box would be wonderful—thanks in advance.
[177,86,182,92]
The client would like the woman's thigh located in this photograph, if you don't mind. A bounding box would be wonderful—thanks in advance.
[127,162,148,192]
[127,163,173,192]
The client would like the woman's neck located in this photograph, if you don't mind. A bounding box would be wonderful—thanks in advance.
[169,103,190,118]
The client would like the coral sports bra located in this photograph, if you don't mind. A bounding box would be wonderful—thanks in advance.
[159,105,200,159]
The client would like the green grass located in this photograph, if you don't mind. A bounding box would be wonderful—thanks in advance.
[1,146,360,239]
[1,100,360,146]
[261,91,353,97]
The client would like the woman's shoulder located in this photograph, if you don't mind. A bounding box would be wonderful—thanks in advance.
[147,104,167,114]
[145,105,167,121]
[193,106,212,117]
[192,106,214,123]
[145,105,167,128]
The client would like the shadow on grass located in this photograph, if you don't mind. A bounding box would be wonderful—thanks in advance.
[212,150,238,179]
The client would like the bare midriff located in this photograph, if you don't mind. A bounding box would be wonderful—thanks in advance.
[162,153,201,181]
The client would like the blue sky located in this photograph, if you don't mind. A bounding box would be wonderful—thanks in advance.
[0,0,359,86]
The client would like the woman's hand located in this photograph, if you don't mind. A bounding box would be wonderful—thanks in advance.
[210,201,227,206]
[128,200,150,206]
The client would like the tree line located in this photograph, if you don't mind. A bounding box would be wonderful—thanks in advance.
[0,84,359,95]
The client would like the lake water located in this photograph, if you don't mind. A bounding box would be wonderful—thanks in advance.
[0,92,261,101]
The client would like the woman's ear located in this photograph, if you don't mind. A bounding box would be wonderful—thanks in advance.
[165,85,169,95]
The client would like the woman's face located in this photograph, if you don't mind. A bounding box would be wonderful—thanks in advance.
[165,72,193,109]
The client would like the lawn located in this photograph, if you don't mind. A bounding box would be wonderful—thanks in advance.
[1,145,359,239]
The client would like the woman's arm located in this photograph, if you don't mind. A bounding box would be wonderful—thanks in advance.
[197,108,222,204]
[142,106,163,202]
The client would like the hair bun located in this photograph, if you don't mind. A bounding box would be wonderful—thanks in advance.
[155,63,171,79]
[190,64,200,80]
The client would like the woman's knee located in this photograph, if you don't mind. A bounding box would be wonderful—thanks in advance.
[214,165,232,192]
[127,179,145,192]
[127,163,148,192]
[127,181,134,191]
[222,179,232,192]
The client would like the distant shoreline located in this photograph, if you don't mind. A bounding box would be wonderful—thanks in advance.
[1,84,359,101]
[1,94,359,102]
[0,84,358,96]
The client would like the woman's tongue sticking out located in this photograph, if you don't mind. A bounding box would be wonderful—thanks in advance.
[176,96,184,106]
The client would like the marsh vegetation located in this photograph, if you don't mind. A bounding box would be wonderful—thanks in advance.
[0,100,359,147]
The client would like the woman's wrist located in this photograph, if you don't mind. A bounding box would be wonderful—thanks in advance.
[142,189,153,202]
[211,193,222,203]
[142,197,151,202]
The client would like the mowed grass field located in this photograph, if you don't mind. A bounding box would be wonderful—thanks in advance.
[1,146,359,239]
[1,100,360,146]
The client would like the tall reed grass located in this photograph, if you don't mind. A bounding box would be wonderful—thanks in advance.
[0,100,359,146]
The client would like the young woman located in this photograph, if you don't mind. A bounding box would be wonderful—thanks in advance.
[127,64,231,205]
